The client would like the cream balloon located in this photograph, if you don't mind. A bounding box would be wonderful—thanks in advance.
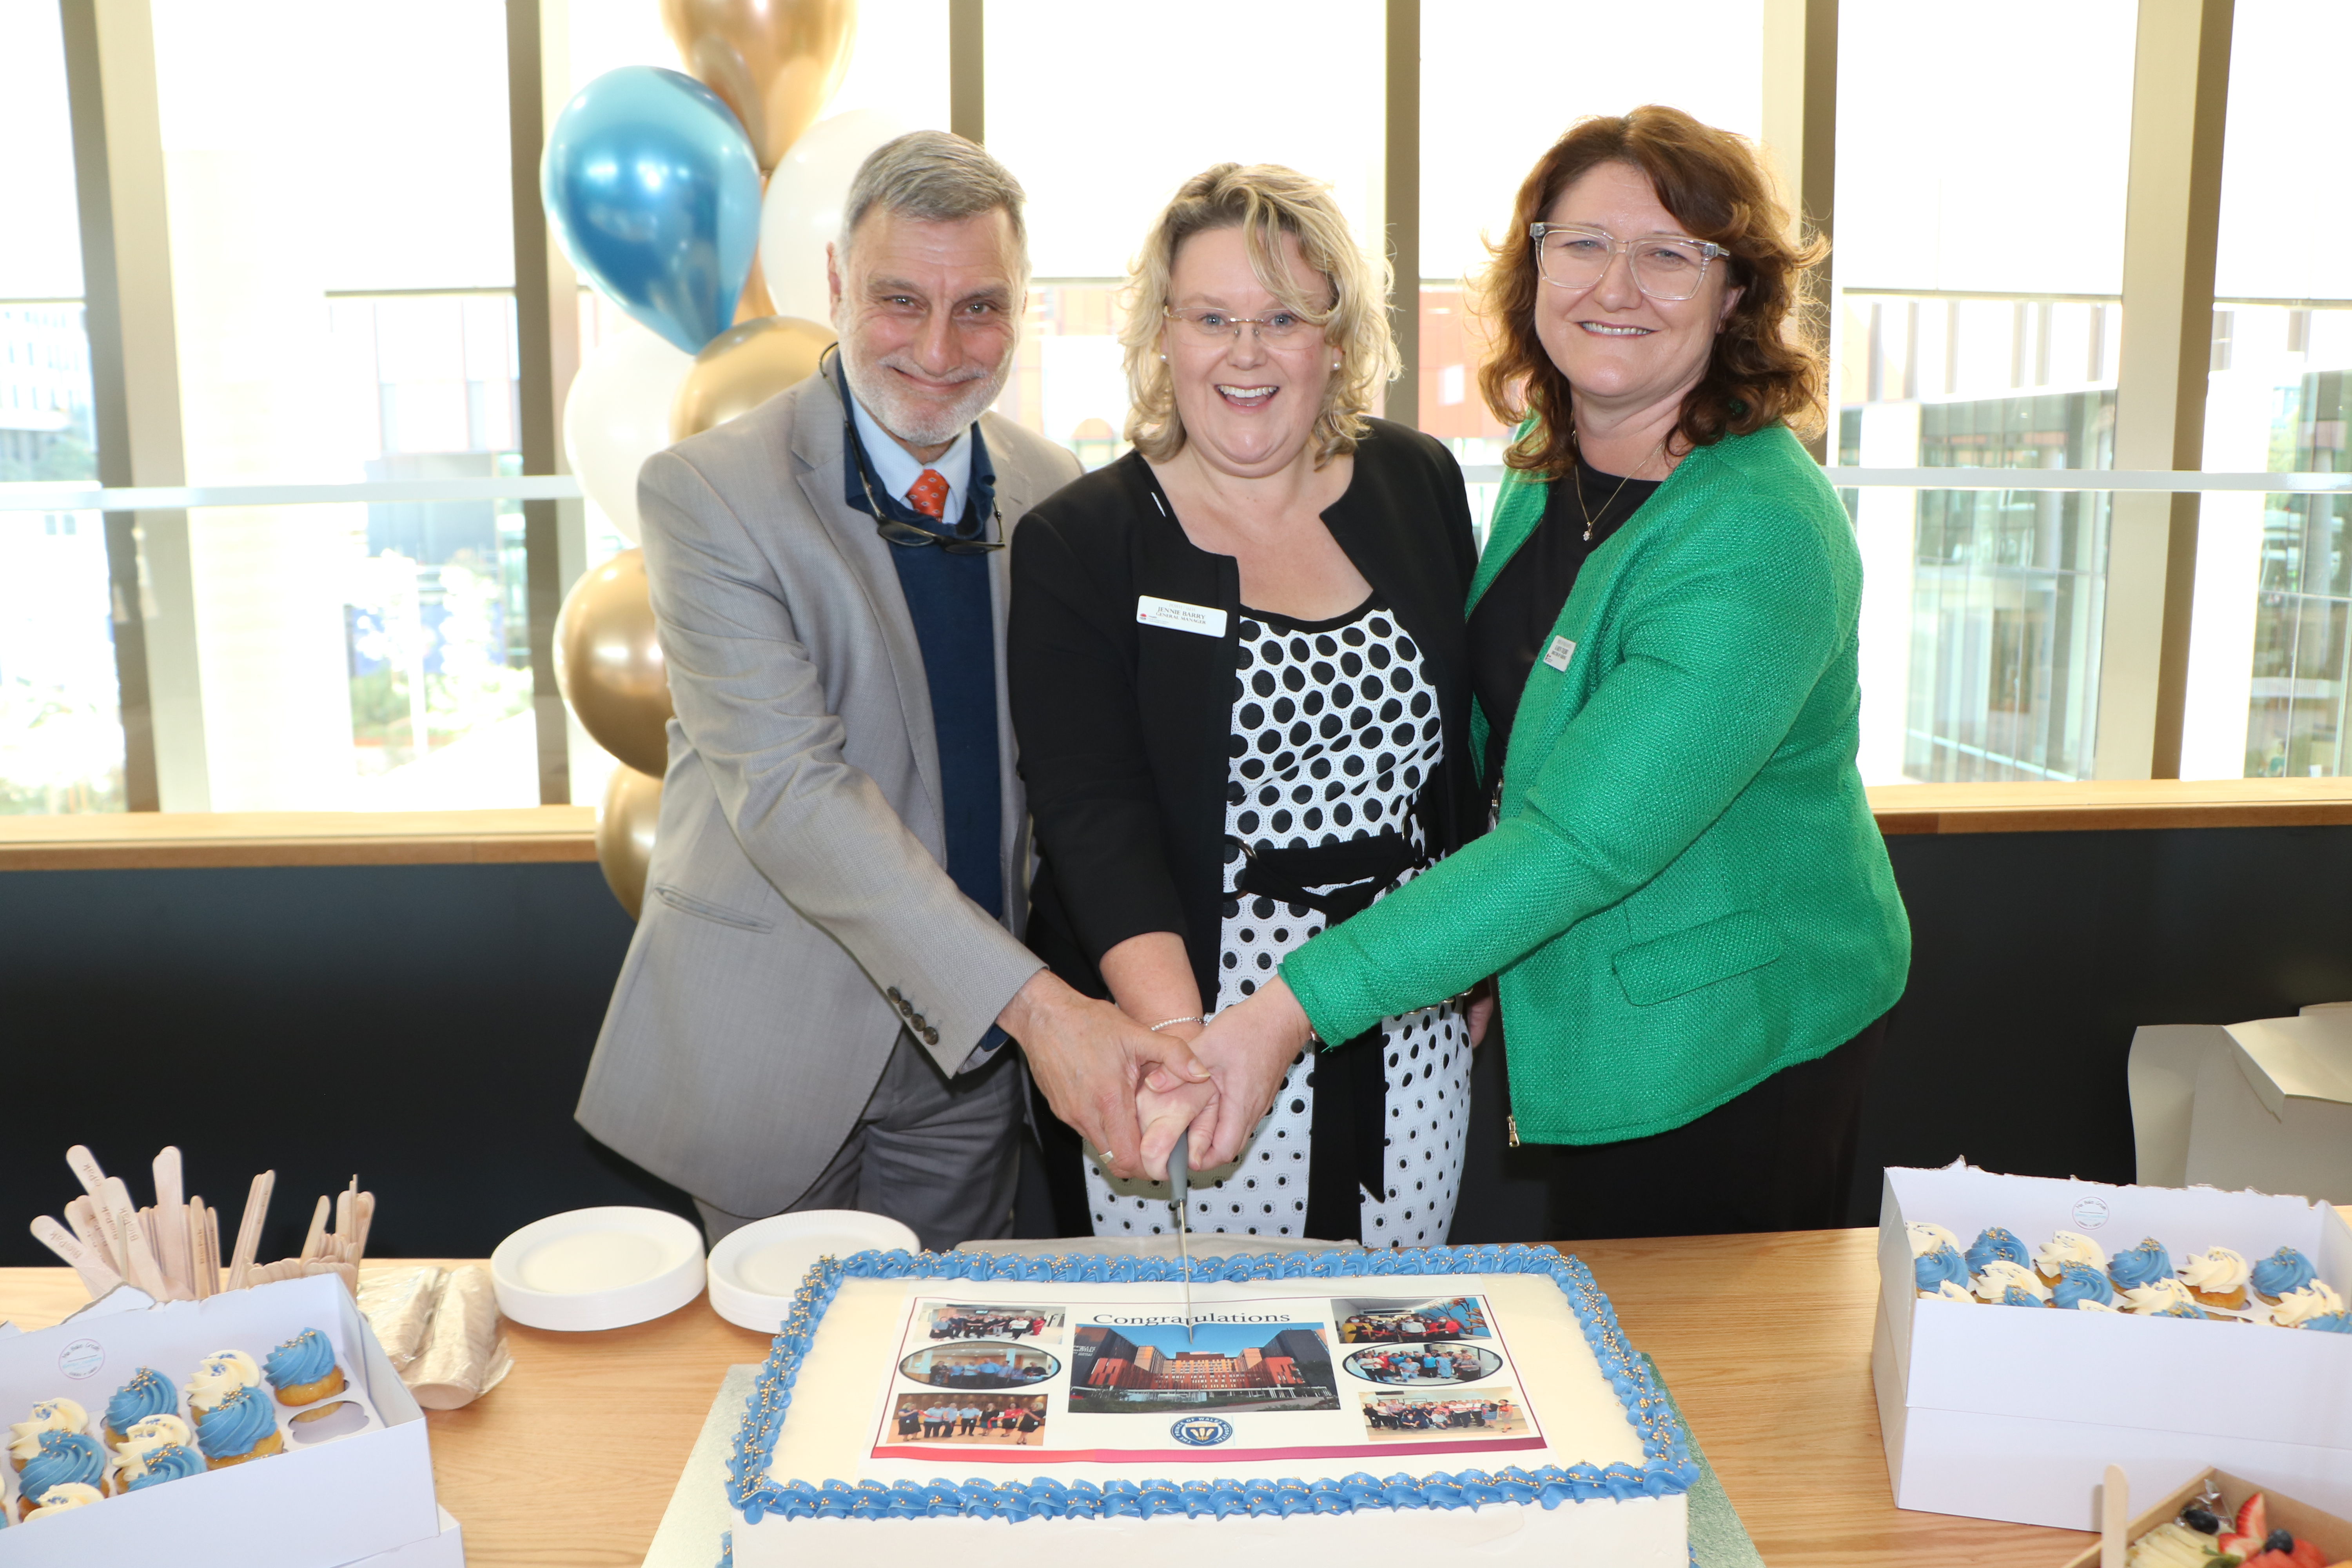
[596,764,664,920]
[564,322,693,544]
[757,108,914,323]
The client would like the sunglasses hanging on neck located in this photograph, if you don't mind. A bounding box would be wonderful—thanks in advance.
[824,344,1005,555]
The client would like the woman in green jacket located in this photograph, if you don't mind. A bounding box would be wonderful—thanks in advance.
[1167,107,1911,1238]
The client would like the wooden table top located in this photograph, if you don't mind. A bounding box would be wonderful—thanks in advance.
[0,1227,2117,1566]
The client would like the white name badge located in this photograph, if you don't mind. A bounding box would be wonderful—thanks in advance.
[1543,636,1577,671]
[1136,595,1228,638]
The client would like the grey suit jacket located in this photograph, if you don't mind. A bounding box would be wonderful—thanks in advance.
[576,372,1082,1216]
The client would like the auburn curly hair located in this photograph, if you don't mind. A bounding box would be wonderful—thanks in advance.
[1473,105,1826,479]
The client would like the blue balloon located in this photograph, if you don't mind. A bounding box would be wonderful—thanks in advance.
[542,67,762,354]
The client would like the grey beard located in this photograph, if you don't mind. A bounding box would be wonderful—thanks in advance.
[839,347,1012,449]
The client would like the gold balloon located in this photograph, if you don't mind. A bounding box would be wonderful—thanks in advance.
[670,315,835,441]
[596,764,664,920]
[553,548,673,778]
[661,0,858,170]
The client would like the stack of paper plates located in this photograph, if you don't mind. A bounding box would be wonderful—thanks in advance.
[490,1206,706,1331]
[706,1210,919,1332]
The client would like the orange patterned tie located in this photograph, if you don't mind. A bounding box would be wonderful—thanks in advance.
[908,468,950,520]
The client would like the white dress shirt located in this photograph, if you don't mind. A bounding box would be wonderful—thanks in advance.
[849,390,975,523]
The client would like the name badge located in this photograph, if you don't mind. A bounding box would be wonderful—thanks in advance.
[1543,636,1576,671]
[1136,595,1228,638]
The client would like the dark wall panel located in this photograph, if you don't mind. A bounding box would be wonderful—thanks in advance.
[4,824,2349,1265]
[0,862,690,1267]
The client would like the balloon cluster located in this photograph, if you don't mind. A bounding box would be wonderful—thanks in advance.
[543,1,911,915]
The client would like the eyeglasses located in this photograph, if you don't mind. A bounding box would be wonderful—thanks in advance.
[1162,305,1327,345]
[1529,223,1730,303]
[825,344,1004,554]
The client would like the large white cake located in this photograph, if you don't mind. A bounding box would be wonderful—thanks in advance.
[722,1244,1695,1566]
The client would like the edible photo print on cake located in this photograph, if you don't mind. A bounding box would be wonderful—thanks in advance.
[1357,1385,1530,1441]
[1341,1341,1503,1385]
[881,1393,1049,1445]
[869,1290,1545,1471]
[897,1341,1060,1389]
[1331,1295,1492,1342]
[921,1303,1065,1345]
[1066,1321,1338,1414]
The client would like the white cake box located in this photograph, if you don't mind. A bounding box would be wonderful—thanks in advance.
[0,1274,443,1566]
[1869,1162,2352,1530]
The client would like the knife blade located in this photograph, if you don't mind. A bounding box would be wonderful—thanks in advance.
[1169,1127,1193,1345]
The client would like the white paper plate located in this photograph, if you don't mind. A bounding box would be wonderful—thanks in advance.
[706,1209,920,1332]
[490,1206,707,1331]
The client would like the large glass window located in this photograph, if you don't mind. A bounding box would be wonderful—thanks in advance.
[2178,0,2352,779]
[1834,0,2138,782]
[0,0,120,814]
[984,0,1384,468]
[1421,0,1763,526]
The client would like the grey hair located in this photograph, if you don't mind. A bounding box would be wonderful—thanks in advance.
[837,131,1030,283]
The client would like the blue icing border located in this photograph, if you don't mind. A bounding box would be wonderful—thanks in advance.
[724,1243,1696,1525]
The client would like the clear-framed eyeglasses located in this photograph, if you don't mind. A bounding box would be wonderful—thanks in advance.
[1162,304,1327,345]
[1528,222,1730,303]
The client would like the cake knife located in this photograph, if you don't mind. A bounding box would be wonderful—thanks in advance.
[1169,1127,1194,1344]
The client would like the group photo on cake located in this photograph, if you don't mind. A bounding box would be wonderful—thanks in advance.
[895,1343,1060,1390]
[1343,1341,1503,1384]
[1332,1297,1492,1343]
[924,1303,1065,1344]
[1066,1321,1339,1414]
[884,1394,1049,1446]
[1359,1390,1530,1440]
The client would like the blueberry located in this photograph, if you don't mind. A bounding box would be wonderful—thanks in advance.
[2265,1529,2295,1554]
[2181,1508,2219,1534]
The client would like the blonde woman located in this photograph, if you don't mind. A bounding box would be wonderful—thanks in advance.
[1008,163,1484,1246]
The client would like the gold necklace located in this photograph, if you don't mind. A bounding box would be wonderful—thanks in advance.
[1572,433,1668,543]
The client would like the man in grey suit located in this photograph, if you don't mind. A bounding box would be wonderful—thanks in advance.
[577,132,1209,1249]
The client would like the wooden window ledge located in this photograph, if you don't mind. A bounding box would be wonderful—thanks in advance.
[3,782,2352,871]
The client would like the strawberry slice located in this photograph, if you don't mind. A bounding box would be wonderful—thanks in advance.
[2240,1552,2296,1568]
[2221,1534,2264,1559]
[2238,1494,2270,1541]
[2286,1540,2325,1568]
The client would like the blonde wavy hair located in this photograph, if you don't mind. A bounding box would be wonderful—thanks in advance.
[1119,163,1398,467]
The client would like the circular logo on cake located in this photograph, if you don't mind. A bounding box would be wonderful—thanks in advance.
[1169,1415,1234,1447]
[1342,1342,1502,1385]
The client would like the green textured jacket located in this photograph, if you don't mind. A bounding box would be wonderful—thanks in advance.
[1281,421,1911,1145]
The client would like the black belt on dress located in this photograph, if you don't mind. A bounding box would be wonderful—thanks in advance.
[1231,825,1421,1232]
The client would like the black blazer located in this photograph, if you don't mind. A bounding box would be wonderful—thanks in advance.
[1009,419,1482,1013]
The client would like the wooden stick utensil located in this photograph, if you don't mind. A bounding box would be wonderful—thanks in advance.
[102,1177,169,1297]
[299,1195,331,1263]
[227,1171,274,1291]
[30,1217,123,1299]
[2100,1464,2128,1568]
[152,1147,191,1299]
[186,1199,214,1299]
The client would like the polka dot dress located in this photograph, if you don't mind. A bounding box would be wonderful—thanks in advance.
[1084,598,1471,1247]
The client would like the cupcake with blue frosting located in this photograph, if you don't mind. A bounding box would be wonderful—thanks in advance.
[2107,1237,2172,1295]
[264,1328,346,1417]
[1964,1227,2030,1279]
[116,1439,203,1494]
[101,1368,177,1447]
[1906,1223,1969,1296]
[193,1385,283,1470]
[2034,1231,2106,1289]
[20,1430,104,1505]
[8,1399,86,1474]
[2050,1261,2117,1311]
[2249,1246,2318,1306]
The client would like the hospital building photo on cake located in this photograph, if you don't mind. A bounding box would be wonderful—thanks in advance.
[1068,1322,1339,1414]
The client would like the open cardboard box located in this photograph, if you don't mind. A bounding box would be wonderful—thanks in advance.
[0,1274,443,1566]
[1870,1163,2352,1530]
[2058,1469,2352,1568]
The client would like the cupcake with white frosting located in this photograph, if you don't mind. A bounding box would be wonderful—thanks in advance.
[2120,1276,2205,1319]
[1906,1223,1969,1296]
[187,1350,263,1420]
[2267,1281,2345,1329]
[22,1481,103,1519]
[1971,1259,2051,1307]
[2179,1247,2252,1312]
